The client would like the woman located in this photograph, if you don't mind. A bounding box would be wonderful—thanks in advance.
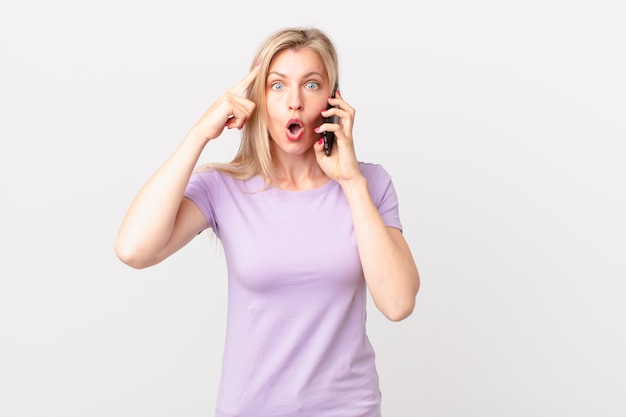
[115,27,419,417]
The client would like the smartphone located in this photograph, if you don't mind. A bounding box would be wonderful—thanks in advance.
[322,84,339,156]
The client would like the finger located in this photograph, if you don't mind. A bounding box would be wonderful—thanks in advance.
[224,107,250,130]
[313,138,328,161]
[328,96,354,115]
[231,63,261,96]
[225,116,248,130]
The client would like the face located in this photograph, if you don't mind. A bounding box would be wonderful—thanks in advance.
[265,48,331,158]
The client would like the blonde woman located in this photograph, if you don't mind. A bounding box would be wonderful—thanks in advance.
[115,27,420,417]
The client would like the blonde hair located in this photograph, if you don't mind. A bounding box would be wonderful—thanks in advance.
[200,27,339,186]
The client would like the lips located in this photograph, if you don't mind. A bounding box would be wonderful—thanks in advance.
[285,118,304,141]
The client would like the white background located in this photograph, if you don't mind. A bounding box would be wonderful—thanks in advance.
[1,1,624,416]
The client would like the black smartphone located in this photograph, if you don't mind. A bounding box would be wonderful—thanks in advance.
[322,84,339,156]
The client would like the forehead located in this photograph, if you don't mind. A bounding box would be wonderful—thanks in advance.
[268,48,326,78]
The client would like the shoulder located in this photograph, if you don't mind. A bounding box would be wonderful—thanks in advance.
[190,166,265,194]
[358,161,393,183]
[192,165,223,179]
[188,167,225,191]
[357,161,403,227]
[358,161,399,205]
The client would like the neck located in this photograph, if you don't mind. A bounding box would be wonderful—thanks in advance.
[272,152,328,191]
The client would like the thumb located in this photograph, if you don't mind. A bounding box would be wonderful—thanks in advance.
[314,137,326,159]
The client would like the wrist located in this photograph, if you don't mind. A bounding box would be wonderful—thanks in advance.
[338,174,368,195]
[185,127,212,147]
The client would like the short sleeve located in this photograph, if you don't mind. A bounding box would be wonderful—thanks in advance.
[183,169,221,233]
[360,162,403,231]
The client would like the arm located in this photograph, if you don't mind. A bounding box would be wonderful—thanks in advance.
[115,64,260,269]
[314,89,419,321]
[340,177,420,321]
[114,132,210,269]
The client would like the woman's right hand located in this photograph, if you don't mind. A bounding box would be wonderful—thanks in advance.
[189,63,261,142]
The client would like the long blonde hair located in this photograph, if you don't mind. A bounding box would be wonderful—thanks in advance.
[201,27,340,185]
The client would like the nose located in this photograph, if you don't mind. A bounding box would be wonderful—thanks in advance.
[287,89,303,111]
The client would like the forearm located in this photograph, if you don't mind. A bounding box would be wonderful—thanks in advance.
[115,131,208,265]
[340,176,420,321]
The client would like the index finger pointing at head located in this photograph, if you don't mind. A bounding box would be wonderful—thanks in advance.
[231,63,261,96]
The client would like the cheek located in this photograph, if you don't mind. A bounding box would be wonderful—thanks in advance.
[308,97,328,120]
[265,102,283,136]
[265,97,278,114]
[265,101,282,123]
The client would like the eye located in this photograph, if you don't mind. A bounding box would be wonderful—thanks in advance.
[271,82,284,91]
[305,82,319,90]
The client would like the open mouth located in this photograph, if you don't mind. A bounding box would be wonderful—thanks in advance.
[286,119,304,141]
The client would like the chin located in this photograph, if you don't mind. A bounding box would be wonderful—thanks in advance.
[275,140,315,155]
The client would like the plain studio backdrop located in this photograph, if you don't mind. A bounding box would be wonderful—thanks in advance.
[1,1,624,416]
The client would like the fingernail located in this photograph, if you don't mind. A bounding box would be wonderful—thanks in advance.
[314,127,320,133]
[318,139,323,145]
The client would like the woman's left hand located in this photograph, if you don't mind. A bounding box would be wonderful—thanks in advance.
[314,90,363,184]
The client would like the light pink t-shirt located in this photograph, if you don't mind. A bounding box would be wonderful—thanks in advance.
[184,162,402,417]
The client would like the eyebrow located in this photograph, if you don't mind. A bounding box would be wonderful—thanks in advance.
[267,71,325,79]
